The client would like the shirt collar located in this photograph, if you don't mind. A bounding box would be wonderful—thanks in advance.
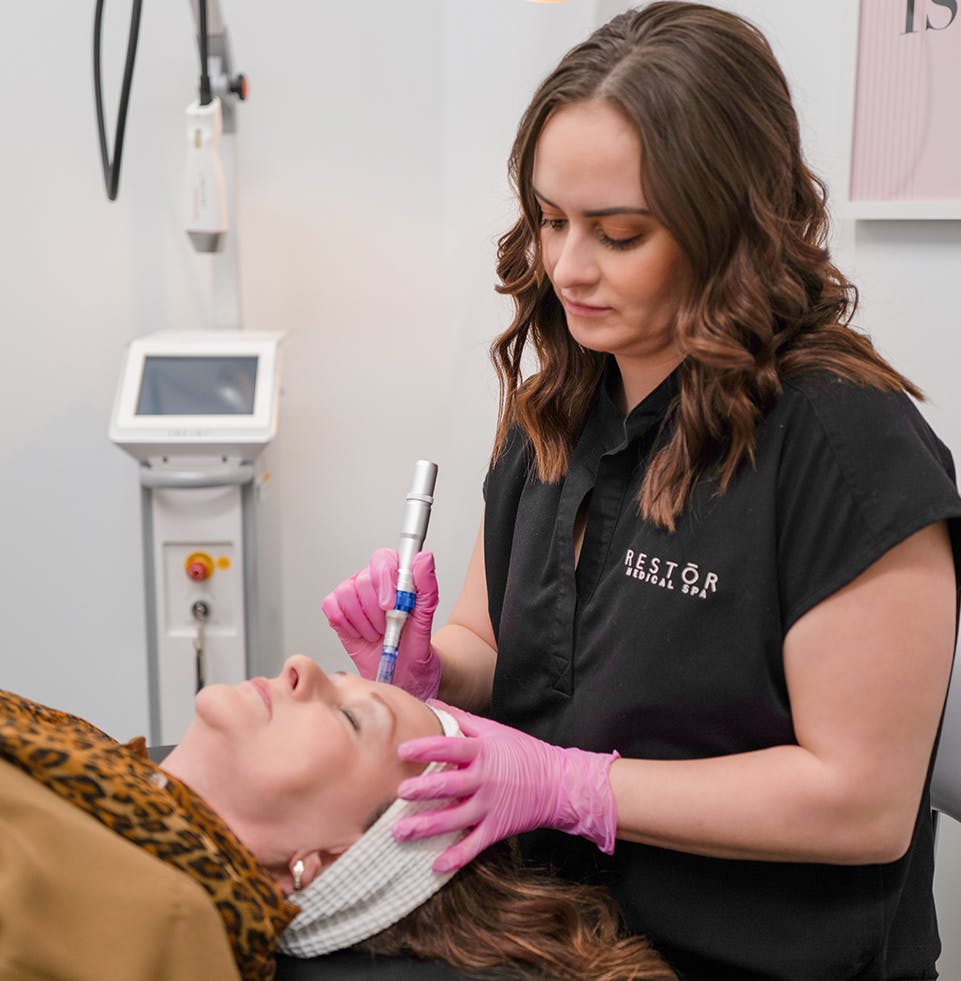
[597,356,681,444]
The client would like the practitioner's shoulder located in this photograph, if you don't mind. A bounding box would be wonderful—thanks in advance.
[778,371,955,483]
[772,371,961,630]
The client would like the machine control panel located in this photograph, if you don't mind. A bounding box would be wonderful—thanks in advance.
[109,330,284,462]
[185,551,215,581]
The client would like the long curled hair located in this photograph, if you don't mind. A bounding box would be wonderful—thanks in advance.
[357,841,677,979]
[492,1,919,530]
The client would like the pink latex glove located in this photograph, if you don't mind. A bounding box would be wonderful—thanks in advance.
[392,702,620,873]
[321,548,442,700]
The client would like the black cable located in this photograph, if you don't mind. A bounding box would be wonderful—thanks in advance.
[198,0,212,105]
[93,0,144,202]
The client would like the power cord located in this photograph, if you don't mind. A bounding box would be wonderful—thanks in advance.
[93,0,144,201]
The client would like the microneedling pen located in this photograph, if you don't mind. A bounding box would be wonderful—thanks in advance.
[376,460,438,684]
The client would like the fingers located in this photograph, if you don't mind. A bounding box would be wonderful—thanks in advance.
[395,647,442,701]
[433,703,500,740]
[408,642,439,669]
[370,548,400,610]
[432,828,492,873]
[322,569,384,642]
[397,765,482,803]
[410,551,439,622]
[397,735,478,767]
[393,798,484,842]
[366,548,439,621]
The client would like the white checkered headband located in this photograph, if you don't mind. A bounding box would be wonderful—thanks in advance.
[278,704,464,958]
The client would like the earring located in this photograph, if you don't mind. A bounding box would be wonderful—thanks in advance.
[292,859,305,892]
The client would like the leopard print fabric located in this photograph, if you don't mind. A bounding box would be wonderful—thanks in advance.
[0,689,299,981]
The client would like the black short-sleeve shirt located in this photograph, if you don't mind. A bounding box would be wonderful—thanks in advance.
[483,364,961,981]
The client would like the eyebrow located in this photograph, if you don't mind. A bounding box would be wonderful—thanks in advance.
[533,187,651,218]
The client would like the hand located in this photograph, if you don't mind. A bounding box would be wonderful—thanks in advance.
[392,702,619,873]
[321,548,442,700]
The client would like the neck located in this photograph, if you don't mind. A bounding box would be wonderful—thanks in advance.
[613,351,683,414]
[157,743,201,796]
[161,749,285,872]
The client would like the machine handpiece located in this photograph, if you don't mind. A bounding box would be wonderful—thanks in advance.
[376,460,438,684]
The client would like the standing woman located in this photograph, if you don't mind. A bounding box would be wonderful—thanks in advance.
[323,4,961,978]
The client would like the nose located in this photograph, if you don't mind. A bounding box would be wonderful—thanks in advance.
[547,226,599,292]
[281,654,336,702]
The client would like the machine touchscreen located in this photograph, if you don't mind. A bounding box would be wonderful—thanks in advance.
[135,355,258,416]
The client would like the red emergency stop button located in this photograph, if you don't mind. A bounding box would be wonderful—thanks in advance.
[185,552,215,582]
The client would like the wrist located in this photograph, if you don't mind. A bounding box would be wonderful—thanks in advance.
[552,746,620,854]
[407,644,441,701]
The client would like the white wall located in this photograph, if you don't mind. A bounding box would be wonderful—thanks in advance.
[1,0,959,974]
[0,1,594,721]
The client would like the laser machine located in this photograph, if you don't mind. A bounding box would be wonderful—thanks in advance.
[110,331,284,745]
[98,0,286,745]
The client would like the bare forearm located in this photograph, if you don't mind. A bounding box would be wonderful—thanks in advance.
[610,745,919,865]
[433,622,497,712]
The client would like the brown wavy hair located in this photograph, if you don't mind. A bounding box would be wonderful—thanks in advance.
[356,841,677,979]
[492,1,919,530]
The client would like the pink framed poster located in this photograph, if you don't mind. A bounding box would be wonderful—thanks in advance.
[848,0,961,218]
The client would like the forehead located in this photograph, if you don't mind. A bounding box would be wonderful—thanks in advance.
[347,681,440,800]
[362,677,441,745]
[533,100,644,204]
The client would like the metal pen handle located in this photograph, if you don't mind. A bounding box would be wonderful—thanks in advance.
[376,460,438,684]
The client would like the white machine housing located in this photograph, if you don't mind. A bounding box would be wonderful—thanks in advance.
[110,330,285,745]
[110,331,281,461]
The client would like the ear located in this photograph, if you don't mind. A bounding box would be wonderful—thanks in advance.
[287,839,356,892]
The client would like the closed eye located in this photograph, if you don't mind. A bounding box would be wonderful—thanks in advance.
[597,229,644,251]
[539,214,643,251]
[539,216,566,231]
[341,707,360,732]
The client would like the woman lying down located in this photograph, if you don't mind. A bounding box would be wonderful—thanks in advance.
[0,656,675,981]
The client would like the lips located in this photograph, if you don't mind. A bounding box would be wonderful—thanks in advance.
[249,677,273,717]
[560,295,612,317]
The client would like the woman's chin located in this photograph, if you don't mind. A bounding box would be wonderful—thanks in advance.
[192,682,239,729]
